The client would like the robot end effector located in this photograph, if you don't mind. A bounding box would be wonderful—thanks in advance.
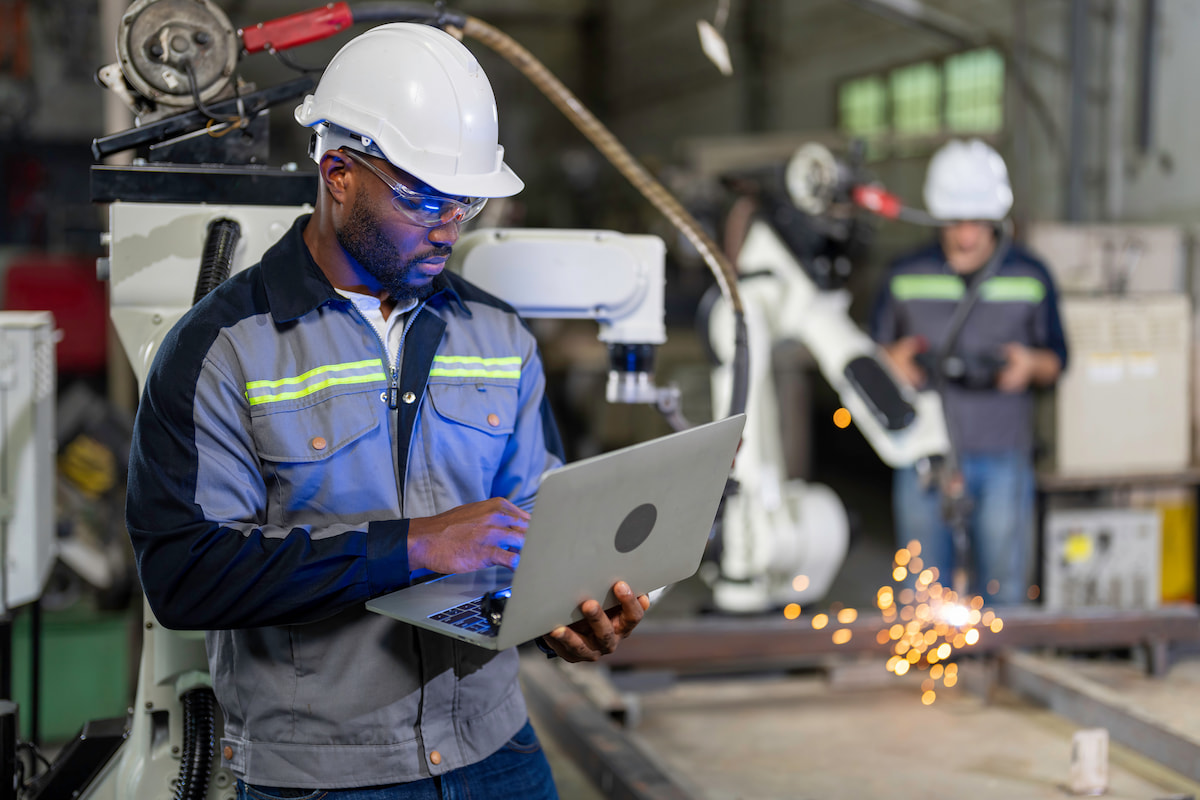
[449,228,686,422]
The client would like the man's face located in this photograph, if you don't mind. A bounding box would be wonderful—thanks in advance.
[940,221,997,274]
[335,164,456,305]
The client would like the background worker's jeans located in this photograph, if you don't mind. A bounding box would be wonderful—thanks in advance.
[237,720,558,800]
[893,451,1034,605]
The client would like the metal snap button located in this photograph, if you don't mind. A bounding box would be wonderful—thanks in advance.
[487,413,500,427]
[402,391,417,404]
[311,437,327,451]
[429,750,442,765]
[222,745,233,760]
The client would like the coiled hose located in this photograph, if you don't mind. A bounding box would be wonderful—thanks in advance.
[460,16,749,417]
[194,218,242,305]
[174,688,217,800]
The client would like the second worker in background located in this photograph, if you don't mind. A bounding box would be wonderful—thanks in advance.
[870,138,1069,605]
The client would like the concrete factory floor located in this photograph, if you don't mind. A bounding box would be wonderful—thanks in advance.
[525,399,1200,798]
[529,654,1200,799]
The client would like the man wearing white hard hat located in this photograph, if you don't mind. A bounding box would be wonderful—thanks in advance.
[126,23,646,798]
[870,138,1068,606]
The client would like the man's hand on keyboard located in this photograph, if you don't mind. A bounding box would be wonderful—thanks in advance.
[408,498,530,574]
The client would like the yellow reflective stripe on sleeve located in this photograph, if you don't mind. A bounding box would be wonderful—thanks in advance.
[429,355,522,380]
[245,358,384,390]
[247,372,388,405]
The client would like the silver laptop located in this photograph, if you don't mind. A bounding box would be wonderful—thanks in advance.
[366,414,746,649]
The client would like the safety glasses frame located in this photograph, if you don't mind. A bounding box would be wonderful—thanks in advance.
[340,148,487,228]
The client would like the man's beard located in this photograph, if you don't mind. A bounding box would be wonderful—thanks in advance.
[336,186,449,304]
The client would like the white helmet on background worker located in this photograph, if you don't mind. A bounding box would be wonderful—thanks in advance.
[922,138,1012,222]
[295,22,523,198]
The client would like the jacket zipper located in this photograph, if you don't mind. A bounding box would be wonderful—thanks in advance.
[344,299,428,409]
[344,298,429,517]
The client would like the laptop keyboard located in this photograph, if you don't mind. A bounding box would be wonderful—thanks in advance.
[428,591,510,637]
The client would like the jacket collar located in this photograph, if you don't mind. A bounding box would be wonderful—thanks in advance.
[260,214,469,322]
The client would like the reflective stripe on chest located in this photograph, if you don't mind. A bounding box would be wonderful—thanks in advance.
[245,358,388,406]
[891,274,1045,303]
[428,355,521,380]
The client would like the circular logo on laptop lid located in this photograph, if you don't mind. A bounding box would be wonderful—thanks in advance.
[615,503,657,553]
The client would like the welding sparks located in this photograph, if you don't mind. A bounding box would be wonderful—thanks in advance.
[871,540,1004,705]
[787,540,1002,706]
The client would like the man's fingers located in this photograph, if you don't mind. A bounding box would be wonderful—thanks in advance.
[496,498,532,521]
[493,529,525,551]
[491,546,520,570]
[580,599,618,654]
[546,625,600,662]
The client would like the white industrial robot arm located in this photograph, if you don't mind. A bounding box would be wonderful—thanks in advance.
[701,144,950,613]
[709,219,949,468]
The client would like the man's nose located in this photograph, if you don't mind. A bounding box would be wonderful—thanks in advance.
[429,219,460,245]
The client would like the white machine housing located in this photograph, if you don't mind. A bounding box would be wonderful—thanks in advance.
[106,202,311,386]
[0,311,58,613]
[451,228,666,345]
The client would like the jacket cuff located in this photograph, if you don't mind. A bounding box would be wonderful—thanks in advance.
[533,636,559,659]
[366,519,411,596]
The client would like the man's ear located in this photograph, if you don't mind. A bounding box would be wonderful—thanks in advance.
[317,150,351,204]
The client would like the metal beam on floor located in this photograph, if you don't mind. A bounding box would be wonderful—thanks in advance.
[601,605,1200,674]
[997,649,1200,783]
[520,656,698,800]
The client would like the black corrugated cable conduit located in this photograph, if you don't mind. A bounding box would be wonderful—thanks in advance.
[350,2,466,27]
[173,688,217,800]
[194,218,242,305]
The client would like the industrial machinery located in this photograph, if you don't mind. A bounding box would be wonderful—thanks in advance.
[702,143,951,613]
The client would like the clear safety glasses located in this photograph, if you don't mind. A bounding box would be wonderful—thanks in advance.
[340,148,488,228]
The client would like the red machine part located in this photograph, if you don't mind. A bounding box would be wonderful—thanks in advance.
[4,254,108,374]
[240,2,353,54]
[851,184,904,220]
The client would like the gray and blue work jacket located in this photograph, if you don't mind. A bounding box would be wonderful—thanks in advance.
[126,214,565,788]
[870,240,1068,456]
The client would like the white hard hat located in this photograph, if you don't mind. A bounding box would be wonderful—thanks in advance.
[295,23,523,198]
[922,138,1012,221]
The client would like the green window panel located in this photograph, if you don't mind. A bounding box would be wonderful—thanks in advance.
[945,47,1005,133]
[839,75,888,158]
[891,61,941,136]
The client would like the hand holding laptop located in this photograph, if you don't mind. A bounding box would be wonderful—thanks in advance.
[408,497,530,573]
[538,580,650,662]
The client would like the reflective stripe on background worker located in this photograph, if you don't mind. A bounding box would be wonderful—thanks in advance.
[869,139,1069,606]
[125,23,649,799]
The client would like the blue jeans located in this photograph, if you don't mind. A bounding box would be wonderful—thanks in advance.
[237,720,558,800]
[893,451,1034,605]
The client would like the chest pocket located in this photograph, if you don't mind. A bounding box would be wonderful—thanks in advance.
[249,390,388,524]
[425,380,517,476]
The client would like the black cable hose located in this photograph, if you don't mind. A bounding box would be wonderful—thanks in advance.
[195,218,242,305]
[174,689,216,800]
[350,2,467,28]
